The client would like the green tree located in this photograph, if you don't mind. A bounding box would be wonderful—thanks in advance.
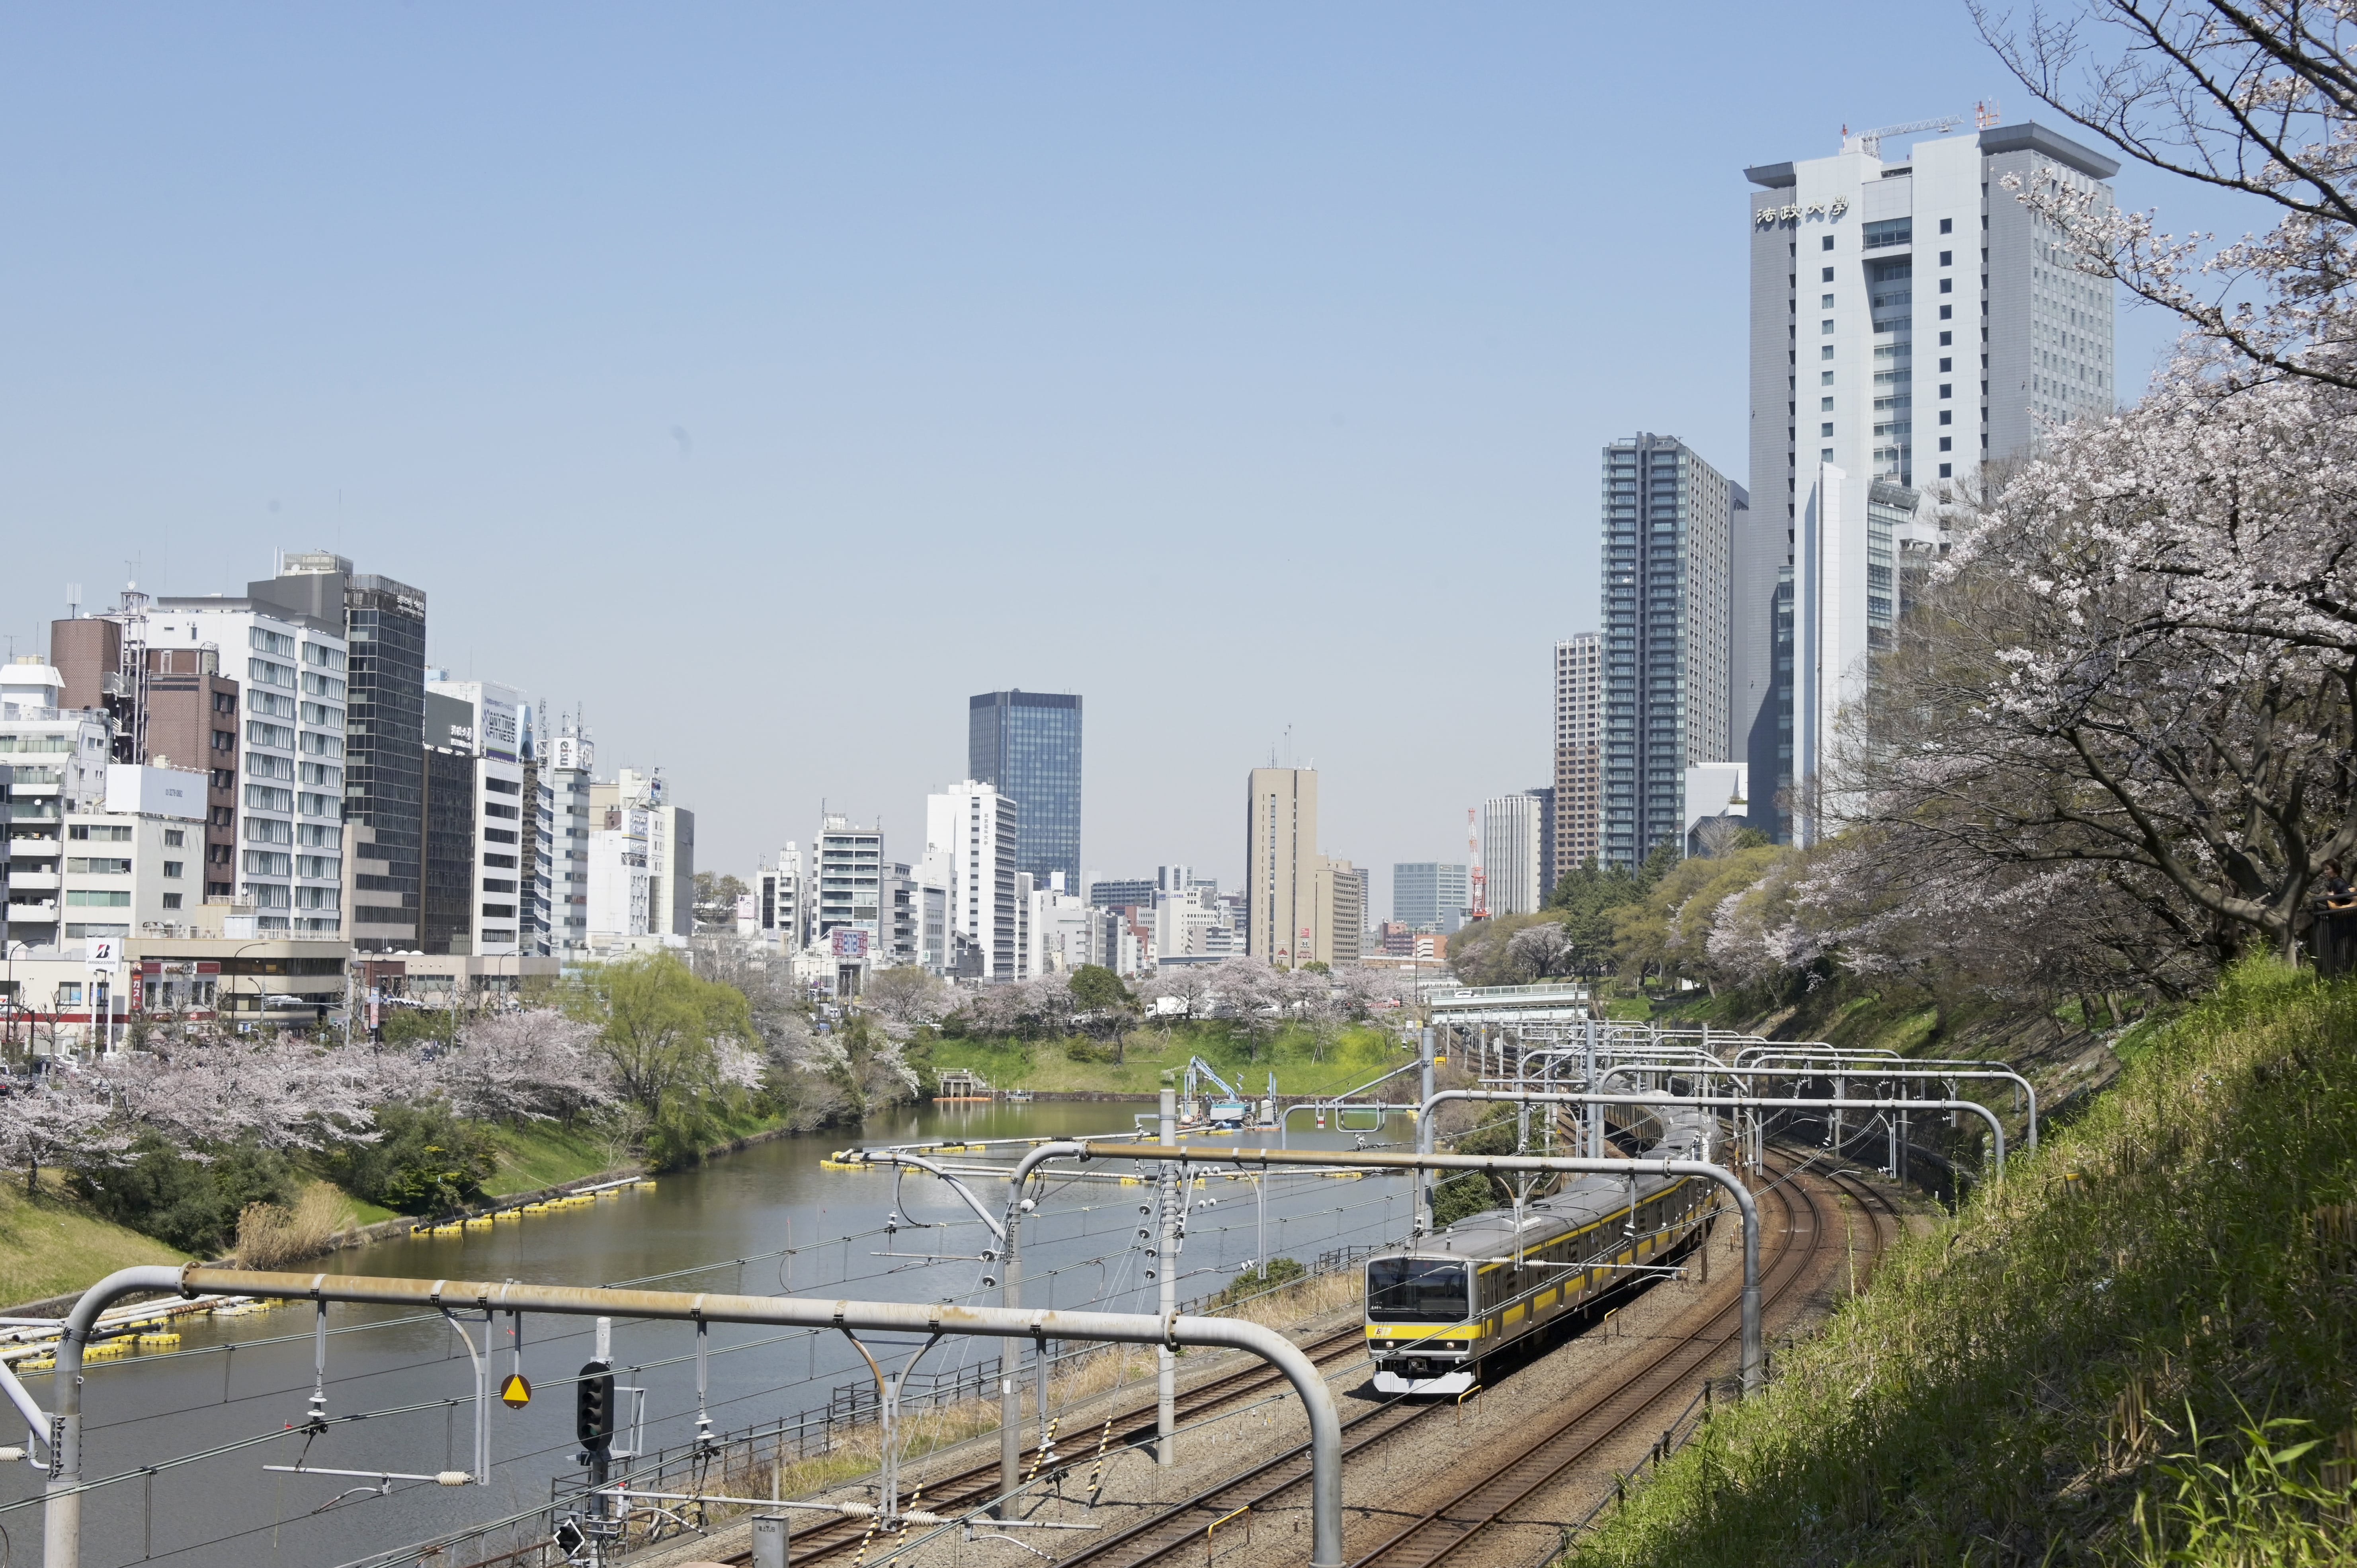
[1611,844,1788,990]
[1067,965,1137,1057]
[571,952,759,1168]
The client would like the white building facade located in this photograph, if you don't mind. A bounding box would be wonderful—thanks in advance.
[1744,120,2120,842]
[145,601,349,936]
[543,728,594,954]
[2,660,115,952]
[926,781,1019,980]
[1481,792,1544,916]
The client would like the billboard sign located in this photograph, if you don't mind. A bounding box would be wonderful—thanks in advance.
[86,938,121,972]
[831,928,869,959]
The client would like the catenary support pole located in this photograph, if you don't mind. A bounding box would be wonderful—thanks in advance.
[1156,1076,1178,1465]
[1418,1088,2008,1175]
[44,1266,1350,1568]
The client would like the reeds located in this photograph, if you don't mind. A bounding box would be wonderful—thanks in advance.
[233,1184,355,1269]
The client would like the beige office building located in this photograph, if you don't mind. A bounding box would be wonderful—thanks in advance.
[1245,766,1361,966]
[1552,633,1602,885]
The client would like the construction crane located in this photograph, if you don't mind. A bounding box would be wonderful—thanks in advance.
[1840,100,2000,158]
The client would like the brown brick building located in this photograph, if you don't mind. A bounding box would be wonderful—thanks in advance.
[52,617,242,900]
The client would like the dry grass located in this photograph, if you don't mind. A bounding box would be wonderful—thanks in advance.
[234,1183,357,1269]
[646,1267,1359,1542]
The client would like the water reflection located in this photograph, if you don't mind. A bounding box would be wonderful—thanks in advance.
[3,1101,1410,1567]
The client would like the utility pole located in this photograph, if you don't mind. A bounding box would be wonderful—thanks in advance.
[1416,1026,1435,1235]
[998,1182,1023,1513]
[1156,1074,1178,1465]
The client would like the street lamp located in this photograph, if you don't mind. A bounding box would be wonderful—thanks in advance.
[3,940,33,1063]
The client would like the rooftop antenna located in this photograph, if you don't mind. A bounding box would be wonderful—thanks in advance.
[67,582,82,621]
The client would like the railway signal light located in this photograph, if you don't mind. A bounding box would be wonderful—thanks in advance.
[576,1359,616,1452]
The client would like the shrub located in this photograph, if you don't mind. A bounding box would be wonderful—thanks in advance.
[321,1102,498,1215]
[74,1133,301,1257]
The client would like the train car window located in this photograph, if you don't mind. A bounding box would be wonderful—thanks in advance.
[1367,1260,1471,1322]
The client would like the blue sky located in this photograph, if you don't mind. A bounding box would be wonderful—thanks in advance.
[0,3,2243,911]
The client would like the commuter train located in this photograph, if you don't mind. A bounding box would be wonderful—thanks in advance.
[1363,1106,1720,1394]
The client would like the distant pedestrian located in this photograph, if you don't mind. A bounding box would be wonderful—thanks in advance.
[2321,860,2355,911]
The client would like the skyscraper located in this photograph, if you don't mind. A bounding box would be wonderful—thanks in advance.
[1742,120,2119,840]
[1246,766,1318,966]
[968,691,1082,899]
[1552,634,1601,885]
[1600,435,1742,868]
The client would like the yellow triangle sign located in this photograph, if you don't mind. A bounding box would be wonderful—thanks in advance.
[500,1373,532,1409]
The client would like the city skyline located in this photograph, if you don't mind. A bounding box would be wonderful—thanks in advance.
[0,7,2239,919]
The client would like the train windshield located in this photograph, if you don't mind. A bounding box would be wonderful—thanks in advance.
[1365,1259,1470,1322]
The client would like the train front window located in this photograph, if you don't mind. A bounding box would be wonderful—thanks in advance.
[1367,1260,1470,1322]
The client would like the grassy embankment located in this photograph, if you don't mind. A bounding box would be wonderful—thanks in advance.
[0,1175,189,1305]
[1562,959,2357,1566]
[925,1019,1410,1098]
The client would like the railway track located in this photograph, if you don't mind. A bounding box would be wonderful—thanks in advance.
[704,1320,1376,1567]
[1042,1150,1863,1568]
[1339,1156,1905,1568]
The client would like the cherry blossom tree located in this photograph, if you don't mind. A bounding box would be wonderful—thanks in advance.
[439,1010,616,1127]
[107,1037,379,1153]
[1978,0,2357,391]
[0,1075,125,1193]
[1824,371,2357,965]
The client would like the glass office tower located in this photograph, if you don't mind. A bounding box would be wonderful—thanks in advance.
[968,690,1082,899]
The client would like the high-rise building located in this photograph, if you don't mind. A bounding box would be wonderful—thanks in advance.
[968,691,1082,900]
[1744,121,2119,840]
[1552,634,1602,884]
[926,781,1019,980]
[812,814,882,948]
[1245,767,1356,967]
[423,677,529,956]
[148,587,354,937]
[1246,767,1317,966]
[1392,862,1469,933]
[1481,794,1545,916]
[1600,435,1742,868]
[543,727,594,954]
[239,554,428,950]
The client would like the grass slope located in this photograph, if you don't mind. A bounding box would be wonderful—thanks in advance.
[1567,960,2357,1567]
[0,1176,189,1306]
[925,1021,1409,1097]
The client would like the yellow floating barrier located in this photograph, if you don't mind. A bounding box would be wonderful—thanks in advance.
[493,1209,520,1222]
[17,1357,53,1375]
[137,1332,181,1347]
[633,1179,657,1190]
[818,1159,866,1172]
[463,1217,494,1230]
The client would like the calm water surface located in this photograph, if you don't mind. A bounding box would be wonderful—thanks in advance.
[4,1102,1412,1568]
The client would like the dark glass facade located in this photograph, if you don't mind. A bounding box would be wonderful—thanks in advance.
[344,576,427,949]
[968,691,1082,898]
[421,745,476,955]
